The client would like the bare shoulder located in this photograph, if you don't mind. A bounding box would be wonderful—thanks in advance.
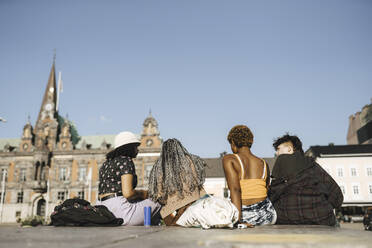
[222,154,236,161]
[222,154,237,166]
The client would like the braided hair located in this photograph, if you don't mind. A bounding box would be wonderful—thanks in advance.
[148,138,206,205]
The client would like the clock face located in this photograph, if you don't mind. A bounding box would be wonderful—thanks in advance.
[146,139,153,147]
[45,103,53,111]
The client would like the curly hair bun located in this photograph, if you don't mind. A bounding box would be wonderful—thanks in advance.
[227,125,254,148]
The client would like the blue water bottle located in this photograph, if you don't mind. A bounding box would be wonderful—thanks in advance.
[144,206,151,226]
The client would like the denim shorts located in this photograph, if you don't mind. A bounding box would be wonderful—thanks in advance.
[241,197,277,226]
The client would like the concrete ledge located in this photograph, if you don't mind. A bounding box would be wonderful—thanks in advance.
[0,223,370,248]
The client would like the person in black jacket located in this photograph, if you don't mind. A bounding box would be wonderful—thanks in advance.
[268,134,343,226]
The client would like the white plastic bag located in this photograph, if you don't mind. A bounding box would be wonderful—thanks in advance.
[176,195,239,229]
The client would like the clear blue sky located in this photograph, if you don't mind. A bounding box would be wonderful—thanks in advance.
[0,0,371,158]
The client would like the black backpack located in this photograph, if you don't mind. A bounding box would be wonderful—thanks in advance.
[50,198,123,226]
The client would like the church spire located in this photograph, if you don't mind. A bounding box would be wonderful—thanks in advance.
[36,58,57,126]
[33,57,59,151]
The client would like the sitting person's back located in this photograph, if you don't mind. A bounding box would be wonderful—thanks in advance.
[237,154,268,205]
[148,138,207,225]
[223,125,276,226]
[268,134,343,226]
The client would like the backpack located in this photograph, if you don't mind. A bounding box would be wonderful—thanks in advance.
[50,198,123,226]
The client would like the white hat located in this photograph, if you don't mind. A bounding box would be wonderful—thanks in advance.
[114,131,140,149]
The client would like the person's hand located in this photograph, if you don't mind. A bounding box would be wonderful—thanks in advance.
[139,190,148,199]
[127,190,148,203]
[236,221,254,228]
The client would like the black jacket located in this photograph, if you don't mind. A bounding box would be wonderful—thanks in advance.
[269,152,343,226]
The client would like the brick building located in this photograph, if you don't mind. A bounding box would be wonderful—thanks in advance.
[0,60,162,223]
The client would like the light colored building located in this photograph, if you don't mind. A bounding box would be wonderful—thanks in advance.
[203,158,227,198]
[306,144,372,216]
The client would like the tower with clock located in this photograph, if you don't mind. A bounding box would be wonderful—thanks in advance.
[139,111,162,150]
[33,59,59,152]
[19,116,34,152]
[57,116,73,151]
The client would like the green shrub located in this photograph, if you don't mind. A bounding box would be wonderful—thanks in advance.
[21,215,45,227]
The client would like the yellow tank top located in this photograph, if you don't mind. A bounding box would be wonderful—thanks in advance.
[235,154,268,200]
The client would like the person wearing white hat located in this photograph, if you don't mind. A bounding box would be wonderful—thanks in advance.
[96,131,161,225]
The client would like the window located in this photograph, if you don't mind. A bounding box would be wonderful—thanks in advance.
[0,168,7,182]
[78,191,84,199]
[57,191,65,201]
[353,185,359,195]
[367,168,372,176]
[40,169,46,180]
[20,168,27,182]
[337,168,343,177]
[15,211,21,218]
[340,186,346,195]
[17,191,23,203]
[59,168,67,181]
[78,167,87,182]
[369,185,372,194]
[15,211,21,222]
[351,168,357,177]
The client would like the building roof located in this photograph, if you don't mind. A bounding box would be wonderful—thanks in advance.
[0,138,20,150]
[306,144,372,157]
[0,135,120,151]
[203,156,276,178]
[75,135,116,149]
[263,157,276,172]
[204,158,224,178]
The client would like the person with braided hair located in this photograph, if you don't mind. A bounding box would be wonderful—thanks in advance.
[223,125,277,226]
[148,138,207,225]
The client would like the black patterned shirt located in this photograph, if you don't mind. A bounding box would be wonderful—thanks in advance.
[98,155,137,195]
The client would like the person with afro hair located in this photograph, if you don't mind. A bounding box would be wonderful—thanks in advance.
[223,125,277,227]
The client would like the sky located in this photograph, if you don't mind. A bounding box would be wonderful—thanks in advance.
[0,0,371,158]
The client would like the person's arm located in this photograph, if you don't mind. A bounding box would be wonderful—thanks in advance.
[163,203,192,226]
[222,155,242,220]
[317,164,343,208]
[121,174,148,201]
